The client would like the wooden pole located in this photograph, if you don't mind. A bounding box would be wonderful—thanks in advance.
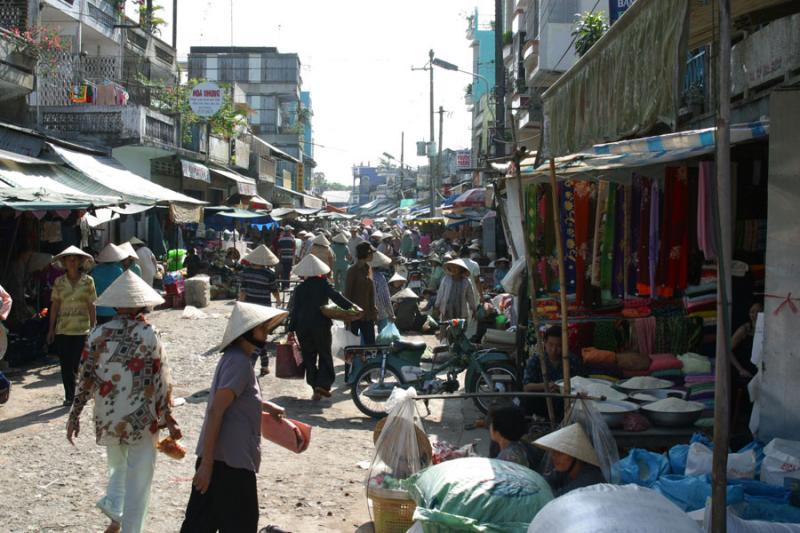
[711,0,733,530]
[513,152,556,425]
[548,158,571,407]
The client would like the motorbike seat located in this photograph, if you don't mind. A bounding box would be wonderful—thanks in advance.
[392,340,427,352]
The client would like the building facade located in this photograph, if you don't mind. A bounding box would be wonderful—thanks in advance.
[188,46,313,191]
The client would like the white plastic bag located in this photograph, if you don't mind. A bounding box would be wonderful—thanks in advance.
[501,258,526,295]
[181,305,208,320]
[685,442,756,479]
[528,484,703,533]
[761,438,800,487]
[331,322,359,358]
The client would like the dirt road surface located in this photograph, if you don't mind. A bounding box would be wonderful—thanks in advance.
[0,300,488,532]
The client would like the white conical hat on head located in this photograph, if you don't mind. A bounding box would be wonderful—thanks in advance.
[444,258,470,275]
[388,272,407,284]
[117,241,139,261]
[370,230,384,239]
[312,234,330,246]
[95,243,127,263]
[218,301,289,351]
[128,236,145,246]
[534,423,601,467]
[292,254,331,277]
[95,270,165,308]
[243,244,279,267]
[369,251,392,268]
[332,233,348,244]
[391,288,419,301]
[52,246,92,269]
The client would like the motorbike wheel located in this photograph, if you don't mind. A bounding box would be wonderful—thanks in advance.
[351,363,405,419]
[468,363,519,414]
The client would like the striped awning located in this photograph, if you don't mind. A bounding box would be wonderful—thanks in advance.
[518,121,769,178]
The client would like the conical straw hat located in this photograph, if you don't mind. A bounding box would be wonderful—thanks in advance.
[534,423,601,467]
[95,243,127,263]
[331,233,348,244]
[218,301,289,351]
[388,272,407,284]
[444,258,470,275]
[428,254,442,264]
[370,230,384,239]
[52,245,93,269]
[243,245,279,267]
[312,234,330,246]
[128,236,145,246]
[95,270,165,308]
[292,254,330,277]
[117,241,139,261]
[368,251,392,268]
[391,288,419,301]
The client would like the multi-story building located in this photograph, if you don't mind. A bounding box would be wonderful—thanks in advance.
[464,9,496,180]
[0,0,179,150]
[509,0,612,150]
[188,46,313,194]
[300,90,314,190]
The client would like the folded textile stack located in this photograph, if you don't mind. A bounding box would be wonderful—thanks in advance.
[649,353,684,386]
[685,374,716,409]
[685,281,718,357]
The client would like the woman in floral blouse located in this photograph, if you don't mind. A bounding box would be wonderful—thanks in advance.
[67,271,181,533]
[48,245,97,406]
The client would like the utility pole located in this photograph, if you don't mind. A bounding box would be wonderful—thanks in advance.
[437,105,444,196]
[428,49,435,217]
[494,0,505,158]
[172,0,178,49]
[711,0,733,531]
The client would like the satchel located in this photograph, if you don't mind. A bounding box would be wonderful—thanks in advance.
[260,412,312,454]
[275,336,305,379]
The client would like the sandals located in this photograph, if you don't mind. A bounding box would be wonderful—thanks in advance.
[104,522,121,533]
[314,387,332,398]
[259,526,290,533]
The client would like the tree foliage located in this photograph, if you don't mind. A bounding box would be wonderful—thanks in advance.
[572,11,609,57]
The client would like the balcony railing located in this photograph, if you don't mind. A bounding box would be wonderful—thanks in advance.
[86,0,118,32]
[0,0,27,31]
[39,105,176,147]
[682,48,707,114]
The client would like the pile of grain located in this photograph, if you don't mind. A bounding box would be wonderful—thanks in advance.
[642,397,704,413]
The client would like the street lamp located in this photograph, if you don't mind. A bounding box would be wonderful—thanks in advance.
[411,50,437,216]
[431,58,492,99]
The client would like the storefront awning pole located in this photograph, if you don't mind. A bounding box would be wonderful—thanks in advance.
[712,0,733,530]
[514,150,555,425]
[549,158,572,415]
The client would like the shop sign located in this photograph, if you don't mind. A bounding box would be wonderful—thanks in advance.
[181,160,210,183]
[731,14,800,96]
[237,182,257,196]
[189,82,223,117]
[609,0,635,23]
[456,150,472,169]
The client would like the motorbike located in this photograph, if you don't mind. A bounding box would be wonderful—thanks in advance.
[344,319,519,418]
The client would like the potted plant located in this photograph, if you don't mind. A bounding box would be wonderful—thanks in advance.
[8,26,65,74]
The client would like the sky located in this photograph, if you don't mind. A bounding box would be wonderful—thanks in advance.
[150,0,493,185]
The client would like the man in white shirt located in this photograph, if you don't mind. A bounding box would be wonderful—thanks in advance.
[130,237,158,287]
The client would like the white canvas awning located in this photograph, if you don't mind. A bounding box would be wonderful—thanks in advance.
[50,144,204,205]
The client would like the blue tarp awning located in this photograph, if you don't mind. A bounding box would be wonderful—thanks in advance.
[518,121,769,178]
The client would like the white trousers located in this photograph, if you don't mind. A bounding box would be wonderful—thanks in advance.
[97,433,158,533]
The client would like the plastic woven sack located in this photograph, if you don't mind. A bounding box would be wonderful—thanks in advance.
[612,448,670,487]
[528,484,703,533]
[406,457,553,533]
[377,322,401,344]
[367,388,430,495]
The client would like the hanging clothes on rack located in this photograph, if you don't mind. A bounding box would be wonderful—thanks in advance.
[612,184,626,299]
[591,181,609,288]
[559,181,577,292]
[656,166,689,298]
[574,181,594,306]
[600,182,617,301]
[636,176,653,296]
[649,180,660,298]
[697,161,717,260]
